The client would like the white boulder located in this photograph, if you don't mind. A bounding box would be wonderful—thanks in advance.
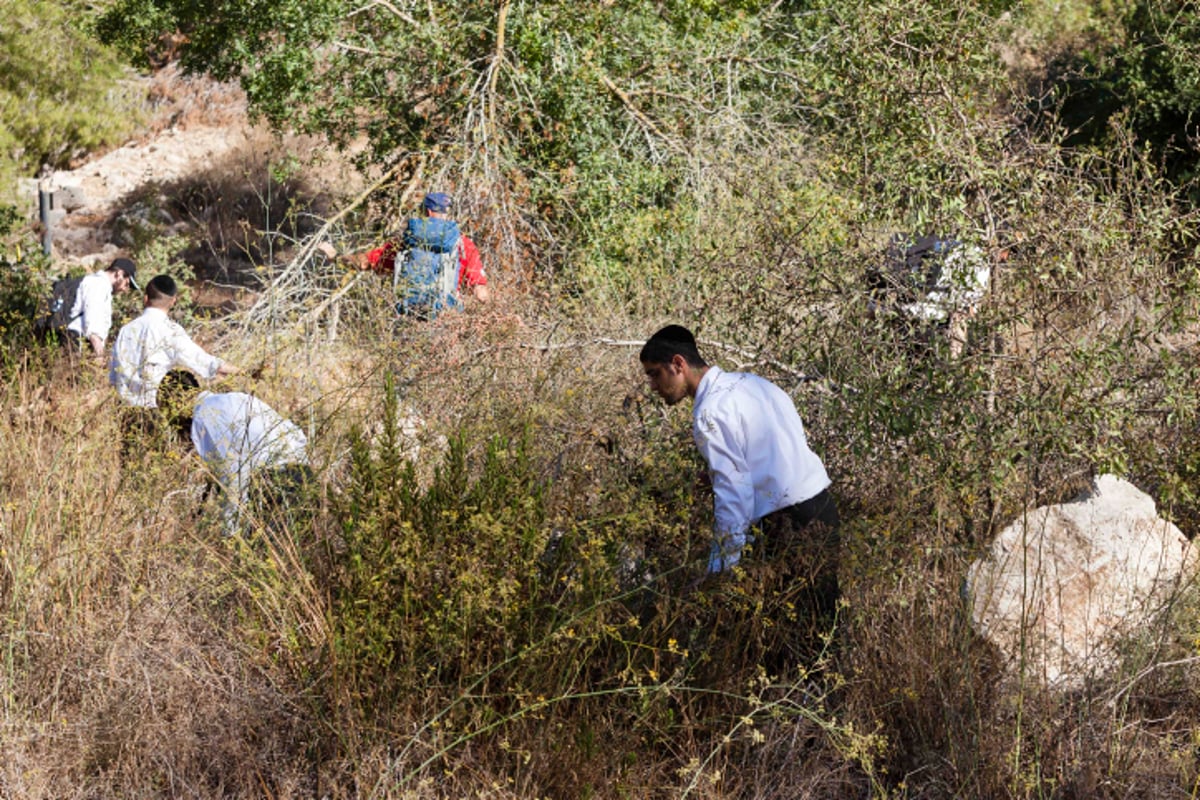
[966,474,1195,689]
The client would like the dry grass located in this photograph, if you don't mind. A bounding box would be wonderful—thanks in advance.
[8,160,1200,796]
[5,300,1200,797]
[0,362,323,797]
[0,301,881,797]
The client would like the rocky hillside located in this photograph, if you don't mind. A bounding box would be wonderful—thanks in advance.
[19,65,360,277]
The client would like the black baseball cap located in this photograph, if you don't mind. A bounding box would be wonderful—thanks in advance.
[110,257,139,291]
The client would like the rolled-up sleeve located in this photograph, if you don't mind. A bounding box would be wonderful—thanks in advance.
[169,323,223,379]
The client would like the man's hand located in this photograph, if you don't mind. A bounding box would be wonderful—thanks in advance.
[316,241,376,271]
[707,540,743,574]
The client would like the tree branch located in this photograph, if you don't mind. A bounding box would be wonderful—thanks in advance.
[518,337,851,394]
[489,0,510,100]
[357,0,418,26]
[584,54,687,157]
[242,152,431,328]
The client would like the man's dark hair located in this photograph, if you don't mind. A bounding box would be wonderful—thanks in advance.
[146,274,177,302]
[106,257,139,290]
[640,324,707,368]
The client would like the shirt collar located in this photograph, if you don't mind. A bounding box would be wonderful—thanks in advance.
[143,306,169,320]
[694,364,723,407]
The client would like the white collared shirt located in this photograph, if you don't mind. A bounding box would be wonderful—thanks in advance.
[693,366,831,572]
[109,307,224,407]
[191,391,309,530]
[66,272,113,343]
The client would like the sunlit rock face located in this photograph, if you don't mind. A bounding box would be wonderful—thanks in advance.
[966,474,1195,689]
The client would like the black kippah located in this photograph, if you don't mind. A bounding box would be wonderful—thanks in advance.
[148,274,177,297]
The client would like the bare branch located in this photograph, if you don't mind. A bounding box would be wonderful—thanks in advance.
[1106,655,1200,709]
[517,337,850,394]
[346,0,418,26]
[489,0,511,101]
[585,54,687,157]
[240,152,430,329]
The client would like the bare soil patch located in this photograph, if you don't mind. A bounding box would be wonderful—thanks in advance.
[41,64,362,281]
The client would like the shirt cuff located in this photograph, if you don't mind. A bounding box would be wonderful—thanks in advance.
[707,531,750,573]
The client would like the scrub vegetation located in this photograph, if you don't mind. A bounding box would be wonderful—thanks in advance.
[2,0,1200,797]
[0,0,140,203]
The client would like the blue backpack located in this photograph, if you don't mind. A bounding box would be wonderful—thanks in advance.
[395,217,463,317]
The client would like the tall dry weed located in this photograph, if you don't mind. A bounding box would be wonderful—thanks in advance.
[0,356,324,797]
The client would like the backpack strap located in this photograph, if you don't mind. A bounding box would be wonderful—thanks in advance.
[435,236,464,303]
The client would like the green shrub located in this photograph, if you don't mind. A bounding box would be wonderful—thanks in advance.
[1044,0,1200,192]
[332,375,551,705]
[0,243,50,369]
[0,0,138,196]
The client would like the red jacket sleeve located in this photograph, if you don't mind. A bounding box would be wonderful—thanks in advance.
[365,242,399,274]
[458,236,487,288]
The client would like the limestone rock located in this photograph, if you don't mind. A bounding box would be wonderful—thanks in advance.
[50,180,88,212]
[966,474,1195,689]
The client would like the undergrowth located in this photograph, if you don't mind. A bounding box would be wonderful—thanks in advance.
[3,0,1200,794]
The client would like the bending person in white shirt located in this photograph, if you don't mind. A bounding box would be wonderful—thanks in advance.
[67,257,139,360]
[639,325,839,629]
[159,371,311,536]
[110,275,239,451]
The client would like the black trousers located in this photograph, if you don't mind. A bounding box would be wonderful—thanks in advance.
[247,464,315,533]
[757,489,841,653]
[61,329,84,350]
[47,329,85,370]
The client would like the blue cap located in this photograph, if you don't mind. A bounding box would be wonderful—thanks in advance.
[422,192,452,213]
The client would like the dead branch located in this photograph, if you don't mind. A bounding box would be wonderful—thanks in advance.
[240,153,429,330]
[1106,655,1200,709]
[489,0,511,102]
[517,336,850,394]
[584,54,687,157]
[345,0,418,26]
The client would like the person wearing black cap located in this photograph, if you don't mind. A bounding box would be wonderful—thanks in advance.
[318,191,489,313]
[66,256,139,359]
[110,274,240,451]
[640,325,840,644]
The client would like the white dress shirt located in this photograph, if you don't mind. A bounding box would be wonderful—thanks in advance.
[109,307,224,407]
[693,366,831,572]
[66,272,113,343]
[191,391,309,531]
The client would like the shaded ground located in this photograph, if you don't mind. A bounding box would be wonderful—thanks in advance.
[30,64,362,282]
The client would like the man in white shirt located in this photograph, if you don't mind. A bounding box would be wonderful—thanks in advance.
[110,274,239,406]
[110,274,239,452]
[66,257,139,359]
[159,371,311,535]
[640,325,839,629]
